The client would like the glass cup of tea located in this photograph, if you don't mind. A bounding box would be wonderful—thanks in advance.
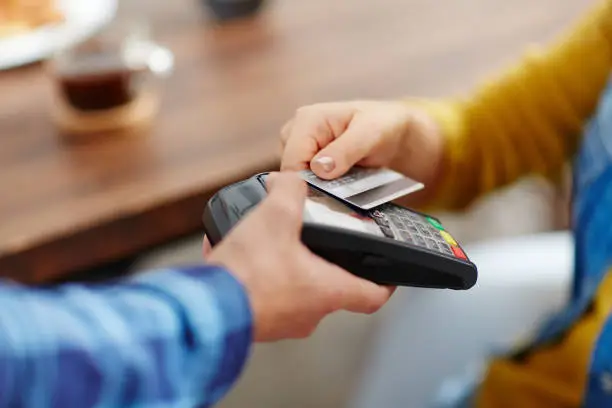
[48,19,174,138]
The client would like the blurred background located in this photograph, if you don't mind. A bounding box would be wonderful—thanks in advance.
[0,0,592,406]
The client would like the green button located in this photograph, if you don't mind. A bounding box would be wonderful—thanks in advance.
[426,216,444,230]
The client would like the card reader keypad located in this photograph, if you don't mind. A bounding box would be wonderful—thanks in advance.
[370,206,467,260]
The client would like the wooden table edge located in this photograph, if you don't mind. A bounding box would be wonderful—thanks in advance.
[0,158,279,284]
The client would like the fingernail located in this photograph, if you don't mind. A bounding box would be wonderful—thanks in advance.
[313,156,335,173]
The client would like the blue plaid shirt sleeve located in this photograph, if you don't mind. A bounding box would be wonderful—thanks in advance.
[0,265,253,408]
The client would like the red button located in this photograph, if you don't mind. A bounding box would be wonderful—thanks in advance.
[452,246,467,260]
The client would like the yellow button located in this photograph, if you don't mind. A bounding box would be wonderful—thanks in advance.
[440,231,457,246]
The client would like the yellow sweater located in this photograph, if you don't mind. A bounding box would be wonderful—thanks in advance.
[419,1,612,406]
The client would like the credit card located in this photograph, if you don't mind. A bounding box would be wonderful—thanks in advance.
[299,167,424,210]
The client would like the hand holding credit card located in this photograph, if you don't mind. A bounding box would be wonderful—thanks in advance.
[299,166,424,210]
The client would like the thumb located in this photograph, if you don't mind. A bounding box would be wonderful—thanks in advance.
[263,172,308,233]
[310,117,378,179]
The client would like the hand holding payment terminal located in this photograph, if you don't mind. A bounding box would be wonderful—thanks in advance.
[203,172,477,290]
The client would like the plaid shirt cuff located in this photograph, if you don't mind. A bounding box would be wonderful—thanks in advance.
[133,265,254,405]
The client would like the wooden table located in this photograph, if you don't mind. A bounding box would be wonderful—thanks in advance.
[0,0,592,283]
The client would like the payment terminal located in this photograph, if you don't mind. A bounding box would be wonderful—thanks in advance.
[203,173,477,290]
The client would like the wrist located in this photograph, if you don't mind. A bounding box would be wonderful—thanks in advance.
[207,252,268,341]
[390,102,446,193]
[403,97,476,210]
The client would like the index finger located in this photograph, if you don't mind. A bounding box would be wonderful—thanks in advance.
[280,122,325,172]
[280,103,351,171]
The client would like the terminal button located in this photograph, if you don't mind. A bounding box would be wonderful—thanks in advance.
[452,246,467,260]
[440,231,458,246]
[426,216,444,230]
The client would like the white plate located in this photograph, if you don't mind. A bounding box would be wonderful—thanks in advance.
[0,0,118,70]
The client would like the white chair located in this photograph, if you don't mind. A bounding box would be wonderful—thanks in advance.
[349,231,574,408]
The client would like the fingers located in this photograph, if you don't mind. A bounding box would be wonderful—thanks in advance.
[340,278,395,314]
[280,104,354,172]
[281,117,331,172]
[310,118,379,179]
[309,255,395,314]
[280,118,294,146]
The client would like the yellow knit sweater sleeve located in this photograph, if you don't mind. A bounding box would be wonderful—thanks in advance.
[420,0,612,211]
